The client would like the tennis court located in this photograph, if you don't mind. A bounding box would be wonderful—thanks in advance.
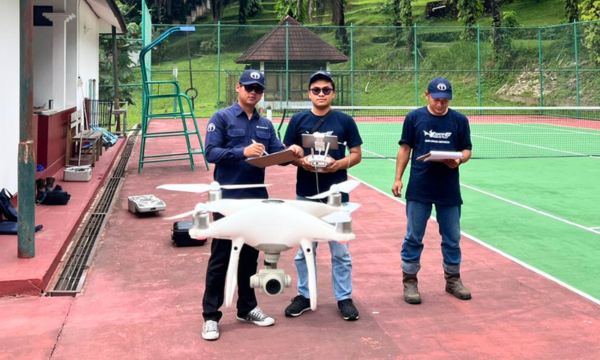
[278,106,600,302]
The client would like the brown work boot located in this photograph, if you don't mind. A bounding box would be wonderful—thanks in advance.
[402,272,422,304]
[444,272,472,300]
[35,178,46,203]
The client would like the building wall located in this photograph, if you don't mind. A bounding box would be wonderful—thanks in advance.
[78,0,100,102]
[0,1,20,193]
[33,0,54,108]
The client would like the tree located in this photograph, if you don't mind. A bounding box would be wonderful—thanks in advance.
[565,0,579,22]
[451,0,484,40]
[580,0,600,65]
[332,0,349,55]
[274,0,307,22]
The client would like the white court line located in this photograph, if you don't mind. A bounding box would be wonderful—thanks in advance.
[362,149,600,235]
[350,174,600,306]
[472,134,589,157]
[460,183,600,235]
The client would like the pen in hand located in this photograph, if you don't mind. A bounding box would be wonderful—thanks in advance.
[251,139,269,155]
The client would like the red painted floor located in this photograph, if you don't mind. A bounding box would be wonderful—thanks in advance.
[0,138,126,296]
[1,119,599,360]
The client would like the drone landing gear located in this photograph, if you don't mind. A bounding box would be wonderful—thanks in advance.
[250,253,291,296]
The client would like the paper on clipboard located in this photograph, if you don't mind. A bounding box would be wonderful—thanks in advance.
[416,151,463,162]
[245,148,297,168]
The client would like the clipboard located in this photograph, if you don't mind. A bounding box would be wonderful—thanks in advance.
[416,151,463,162]
[245,148,297,168]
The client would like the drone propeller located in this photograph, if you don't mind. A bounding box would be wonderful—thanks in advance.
[165,202,212,220]
[306,180,360,200]
[321,203,360,224]
[157,181,272,194]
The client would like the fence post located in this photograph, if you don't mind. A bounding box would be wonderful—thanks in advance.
[286,23,289,107]
[350,23,354,107]
[573,20,581,112]
[477,24,482,110]
[217,22,221,110]
[538,27,544,108]
[414,23,418,107]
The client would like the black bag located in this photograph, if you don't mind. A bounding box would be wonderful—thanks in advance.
[0,221,43,235]
[172,221,206,247]
[37,185,71,206]
[0,188,18,222]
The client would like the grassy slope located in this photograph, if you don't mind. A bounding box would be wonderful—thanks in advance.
[128,0,589,120]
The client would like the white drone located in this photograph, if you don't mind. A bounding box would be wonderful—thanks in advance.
[157,180,361,311]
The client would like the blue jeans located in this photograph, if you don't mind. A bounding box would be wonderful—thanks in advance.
[294,196,353,301]
[401,200,462,275]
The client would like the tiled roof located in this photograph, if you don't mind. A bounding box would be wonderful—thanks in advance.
[235,16,349,64]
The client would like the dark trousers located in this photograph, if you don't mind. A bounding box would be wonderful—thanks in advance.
[202,213,259,322]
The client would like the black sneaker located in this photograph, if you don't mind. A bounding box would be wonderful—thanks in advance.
[285,295,311,317]
[338,299,359,321]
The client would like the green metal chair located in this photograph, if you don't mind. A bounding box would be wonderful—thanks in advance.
[138,26,209,173]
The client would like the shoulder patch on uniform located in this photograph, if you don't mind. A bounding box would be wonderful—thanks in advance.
[207,123,216,132]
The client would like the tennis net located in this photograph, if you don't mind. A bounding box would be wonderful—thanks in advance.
[276,106,600,159]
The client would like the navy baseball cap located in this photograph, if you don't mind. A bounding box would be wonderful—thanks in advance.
[427,77,453,100]
[239,70,266,89]
[308,71,335,90]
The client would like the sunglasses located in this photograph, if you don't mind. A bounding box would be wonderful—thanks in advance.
[310,87,333,95]
[242,84,264,94]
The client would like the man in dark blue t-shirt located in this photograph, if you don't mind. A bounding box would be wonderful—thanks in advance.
[392,77,473,305]
[283,71,363,321]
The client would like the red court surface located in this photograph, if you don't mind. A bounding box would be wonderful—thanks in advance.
[1,119,599,360]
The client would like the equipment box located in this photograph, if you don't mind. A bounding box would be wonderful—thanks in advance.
[63,166,92,182]
[128,195,166,214]
[172,221,207,247]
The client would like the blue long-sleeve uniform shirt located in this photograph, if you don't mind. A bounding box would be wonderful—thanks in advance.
[205,102,285,199]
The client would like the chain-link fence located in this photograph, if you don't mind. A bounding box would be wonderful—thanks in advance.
[101,20,600,123]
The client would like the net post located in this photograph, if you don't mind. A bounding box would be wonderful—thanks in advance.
[573,20,581,118]
[414,23,418,107]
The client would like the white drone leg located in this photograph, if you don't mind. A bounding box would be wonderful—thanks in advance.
[300,239,318,311]
[224,237,244,308]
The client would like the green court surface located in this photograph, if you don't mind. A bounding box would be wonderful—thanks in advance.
[349,156,600,300]
[276,110,600,300]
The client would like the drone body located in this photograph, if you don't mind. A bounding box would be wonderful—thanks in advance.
[158,180,360,311]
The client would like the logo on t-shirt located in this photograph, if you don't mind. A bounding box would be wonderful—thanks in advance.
[423,130,451,139]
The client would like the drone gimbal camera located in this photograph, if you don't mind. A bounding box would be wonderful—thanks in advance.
[250,253,291,295]
[302,133,339,171]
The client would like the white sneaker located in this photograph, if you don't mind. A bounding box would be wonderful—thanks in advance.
[202,320,220,341]
[236,307,275,326]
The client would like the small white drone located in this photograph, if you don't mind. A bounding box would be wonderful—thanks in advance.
[302,132,338,170]
[157,180,360,311]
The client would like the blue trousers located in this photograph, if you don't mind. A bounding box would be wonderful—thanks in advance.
[401,200,462,275]
[294,196,353,301]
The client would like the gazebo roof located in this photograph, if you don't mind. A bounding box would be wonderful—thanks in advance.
[235,16,349,64]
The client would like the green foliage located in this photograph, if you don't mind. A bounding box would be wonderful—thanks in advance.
[502,11,519,27]
[564,0,579,22]
[580,0,600,65]
[274,0,307,22]
[451,0,484,39]
[248,0,264,17]
[99,8,141,103]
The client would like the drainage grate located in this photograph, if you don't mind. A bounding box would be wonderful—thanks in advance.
[48,133,138,296]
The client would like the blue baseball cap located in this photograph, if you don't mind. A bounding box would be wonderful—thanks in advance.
[309,71,335,90]
[427,77,453,100]
[239,70,266,89]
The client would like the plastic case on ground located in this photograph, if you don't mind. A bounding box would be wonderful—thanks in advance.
[128,195,166,213]
[63,166,92,182]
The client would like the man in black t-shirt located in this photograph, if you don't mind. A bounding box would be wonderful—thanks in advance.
[283,71,363,321]
[392,77,473,304]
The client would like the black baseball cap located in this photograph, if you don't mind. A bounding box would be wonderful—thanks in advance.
[308,71,335,90]
[239,70,266,89]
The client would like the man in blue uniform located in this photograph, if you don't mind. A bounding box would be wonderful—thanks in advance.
[282,71,363,321]
[392,77,473,305]
[201,70,303,340]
